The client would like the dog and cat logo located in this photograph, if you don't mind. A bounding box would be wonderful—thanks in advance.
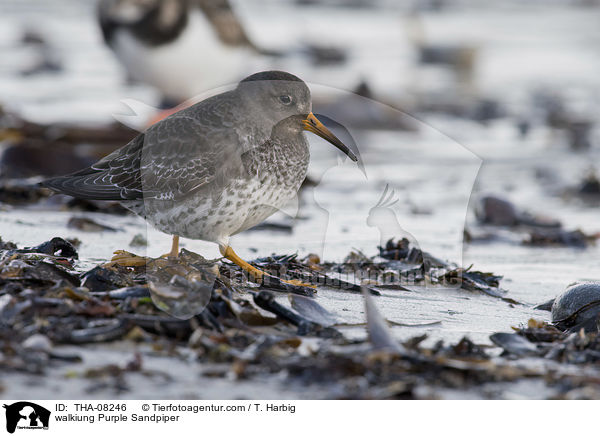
[2,402,50,433]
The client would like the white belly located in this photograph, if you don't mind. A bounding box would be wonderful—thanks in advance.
[112,11,253,101]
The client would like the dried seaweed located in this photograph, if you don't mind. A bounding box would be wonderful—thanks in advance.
[5,236,587,399]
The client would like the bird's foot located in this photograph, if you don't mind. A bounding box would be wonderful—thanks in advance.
[219,245,316,290]
[280,278,316,289]
[103,250,149,268]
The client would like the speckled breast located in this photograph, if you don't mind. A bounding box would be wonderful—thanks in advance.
[140,137,309,244]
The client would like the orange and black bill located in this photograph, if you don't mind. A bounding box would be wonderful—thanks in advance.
[303,112,358,162]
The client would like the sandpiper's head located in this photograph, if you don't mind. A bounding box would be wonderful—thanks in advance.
[237,71,358,162]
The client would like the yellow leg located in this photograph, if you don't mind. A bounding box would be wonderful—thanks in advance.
[161,235,179,258]
[104,250,148,268]
[103,235,178,268]
[219,245,315,289]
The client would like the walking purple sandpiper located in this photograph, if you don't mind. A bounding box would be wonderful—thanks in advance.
[42,71,358,287]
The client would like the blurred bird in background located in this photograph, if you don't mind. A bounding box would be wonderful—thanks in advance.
[97,0,273,106]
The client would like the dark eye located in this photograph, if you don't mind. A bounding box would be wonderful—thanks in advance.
[279,95,292,105]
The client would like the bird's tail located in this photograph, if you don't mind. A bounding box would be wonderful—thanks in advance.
[41,171,124,200]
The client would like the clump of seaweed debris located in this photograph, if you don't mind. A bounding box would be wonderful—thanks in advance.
[8,235,598,398]
[470,195,598,248]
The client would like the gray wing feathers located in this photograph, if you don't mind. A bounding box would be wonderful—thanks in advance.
[43,93,245,202]
[41,134,144,200]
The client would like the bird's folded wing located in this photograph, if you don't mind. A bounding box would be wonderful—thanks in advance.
[43,113,246,202]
